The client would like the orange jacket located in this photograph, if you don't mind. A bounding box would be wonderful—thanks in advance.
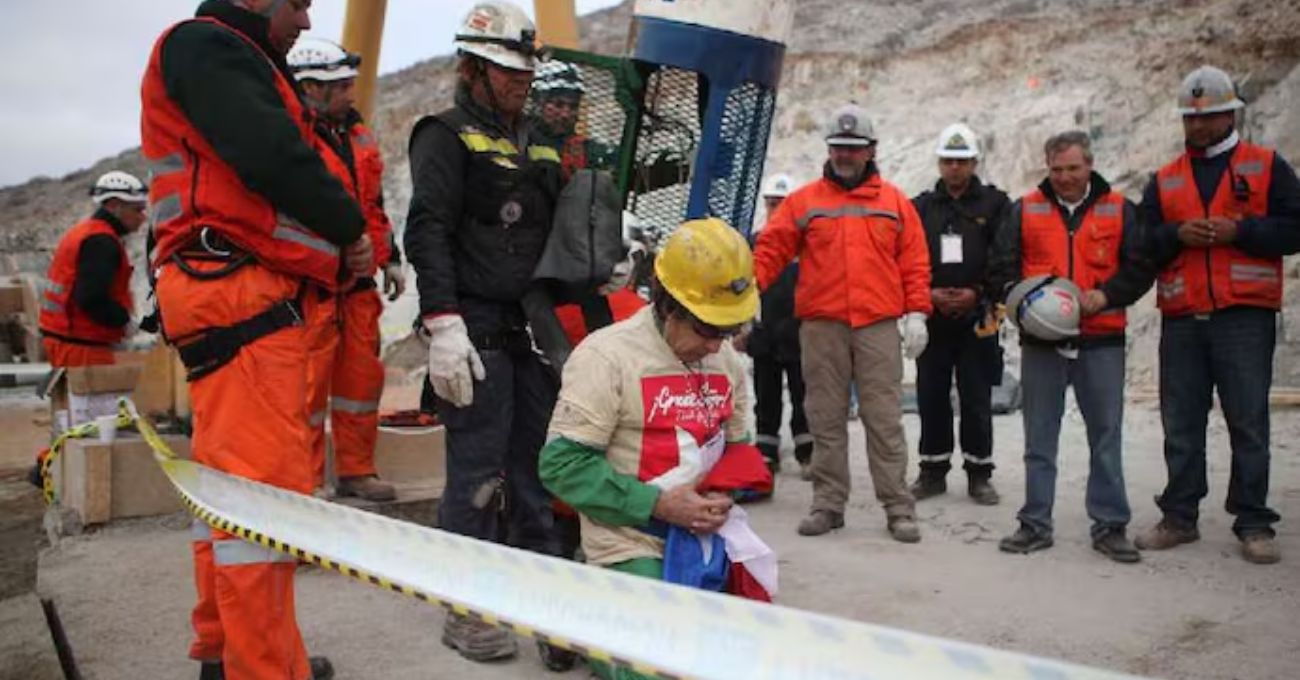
[349,120,393,271]
[1155,142,1279,316]
[753,171,932,327]
[555,288,646,346]
[38,218,134,345]
[141,16,355,289]
[1020,189,1127,336]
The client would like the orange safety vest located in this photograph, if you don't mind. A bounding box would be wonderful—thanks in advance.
[1020,189,1127,336]
[141,16,350,289]
[1154,142,1278,316]
[349,121,392,270]
[38,218,134,345]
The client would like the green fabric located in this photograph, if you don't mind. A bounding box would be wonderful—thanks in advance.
[538,436,660,527]
[588,559,664,680]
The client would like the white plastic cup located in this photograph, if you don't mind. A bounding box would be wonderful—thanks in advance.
[95,415,118,444]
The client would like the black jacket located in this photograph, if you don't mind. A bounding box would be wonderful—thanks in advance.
[912,176,1010,295]
[159,0,363,248]
[747,260,800,362]
[404,86,563,332]
[73,208,132,330]
[988,172,1154,343]
[1141,143,1300,269]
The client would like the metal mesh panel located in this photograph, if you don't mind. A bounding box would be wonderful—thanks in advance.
[706,82,776,237]
[625,67,702,248]
[525,53,635,183]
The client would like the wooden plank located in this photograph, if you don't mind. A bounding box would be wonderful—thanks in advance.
[128,345,175,416]
[171,350,190,418]
[63,440,112,525]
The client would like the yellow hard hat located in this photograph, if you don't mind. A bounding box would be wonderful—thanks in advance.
[653,217,758,327]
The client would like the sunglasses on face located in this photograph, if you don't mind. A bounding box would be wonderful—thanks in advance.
[690,317,744,340]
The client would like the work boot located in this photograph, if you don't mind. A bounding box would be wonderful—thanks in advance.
[967,474,1000,506]
[537,640,580,672]
[1134,519,1200,551]
[887,516,921,543]
[1092,528,1141,564]
[797,510,844,536]
[310,656,335,680]
[442,611,518,662]
[1240,533,1281,565]
[909,470,947,500]
[999,524,1053,554]
[199,662,223,680]
[337,475,397,502]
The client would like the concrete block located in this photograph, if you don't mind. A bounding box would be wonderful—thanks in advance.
[374,426,445,491]
[57,434,190,526]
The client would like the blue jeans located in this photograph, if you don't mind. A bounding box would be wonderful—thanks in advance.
[1157,307,1280,538]
[1018,343,1131,537]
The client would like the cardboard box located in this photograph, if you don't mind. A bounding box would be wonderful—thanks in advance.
[55,434,191,525]
[114,345,177,416]
[374,426,446,491]
[0,281,23,316]
[47,363,143,435]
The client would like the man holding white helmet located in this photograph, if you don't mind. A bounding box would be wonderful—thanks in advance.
[753,104,932,543]
[403,1,563,662]
[1135,65,1300,565]
[37,170,146,367]
[910,123,1011,505]
[288,36,403,503]
[988,131,1153,563]
[745,174,814,481]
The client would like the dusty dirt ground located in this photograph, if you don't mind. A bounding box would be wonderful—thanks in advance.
[20,398,1300,680]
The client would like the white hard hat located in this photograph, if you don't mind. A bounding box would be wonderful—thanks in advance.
[1006,275,1082,342]
[1177,65,1244,116]
[287,37,359,82]
[935,123,980,159]
[455,2,539,72]
[761,174,793,199]
[90,171,147,205]
[533,60,585,95]
[824,104,876,147]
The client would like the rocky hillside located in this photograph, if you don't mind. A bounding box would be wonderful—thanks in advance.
[3,0,1299,382]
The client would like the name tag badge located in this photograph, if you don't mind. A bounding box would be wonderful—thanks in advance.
[941,233,963,264]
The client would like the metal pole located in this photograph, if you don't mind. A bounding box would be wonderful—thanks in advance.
[534,0,580,49]
[340,0,388,122]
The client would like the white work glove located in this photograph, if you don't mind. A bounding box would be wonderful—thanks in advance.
[423,315,486,408]
[383,262,406,301]
[901,312,929,359]
[598,241,647,296]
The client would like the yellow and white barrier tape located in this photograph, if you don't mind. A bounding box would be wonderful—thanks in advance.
[119,400,1141,680]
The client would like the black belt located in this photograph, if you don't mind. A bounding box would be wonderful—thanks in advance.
[175,294,304,381]
[470,329,533,355]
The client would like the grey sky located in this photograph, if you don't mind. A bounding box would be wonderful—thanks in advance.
[0,0,623,188]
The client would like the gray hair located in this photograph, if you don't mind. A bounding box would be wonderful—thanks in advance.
[1044,130,1093,164]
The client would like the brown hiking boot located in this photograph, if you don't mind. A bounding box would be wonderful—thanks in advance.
[797,510,844,536]
[337,475,397,502]
[1134,519,1200,551]
[1241,534,1280,565]
[887,516,921,543]
[442,612,517,662]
